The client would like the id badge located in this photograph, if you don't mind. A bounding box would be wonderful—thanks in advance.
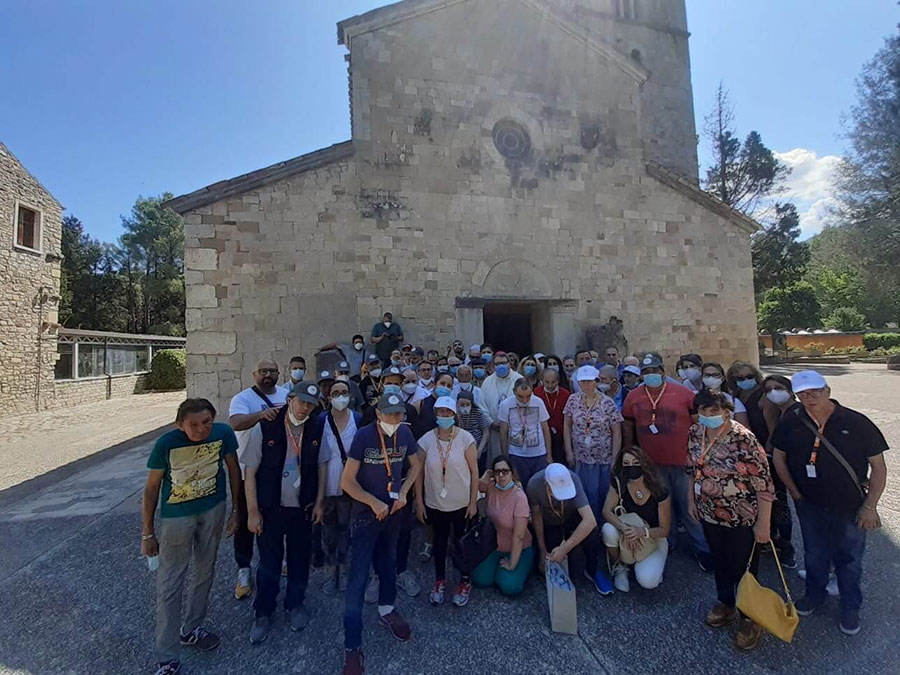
[649,424,659,435]
[694,482,702,497]
[389,491,400,500]
[440,487,449,499]
[806,464,817,479]
[293,477,301,489]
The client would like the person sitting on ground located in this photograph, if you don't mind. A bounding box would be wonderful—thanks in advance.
[527,463,612,595]
[455,390,491,474]
[415,397,479,607]
[499,379,552,489]
[688,389,774,651]
[676,353,704,393]
[698,361,749,427]
[472,456,535,596]
[143,399,241,675]
[601,446,671,592]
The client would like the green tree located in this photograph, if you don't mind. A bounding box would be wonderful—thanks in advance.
[823,307,868,331]
[703,83,791,215]
[751,203,810,297]
[757,281,821,334]
[59,215,104,328]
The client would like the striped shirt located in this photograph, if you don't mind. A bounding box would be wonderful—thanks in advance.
[457,404,491,448]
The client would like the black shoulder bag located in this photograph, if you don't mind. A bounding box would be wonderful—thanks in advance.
[251,386,276,408]
[327,412,348,463]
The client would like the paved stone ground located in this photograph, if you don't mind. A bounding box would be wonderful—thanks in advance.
[0,365,897,675]
[0,391,184,491]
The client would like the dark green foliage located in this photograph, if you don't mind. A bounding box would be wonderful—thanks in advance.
[150,349,186,390]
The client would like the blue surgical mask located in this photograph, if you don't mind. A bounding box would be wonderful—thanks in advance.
[383,384,401,395]
[450,366,459,376]
[524,365,537,376]
[436,416,455,429]
[435,386,452,398]
[391,359,402,366]
[495,364,510,378]
[699,414,726,429]
[548,365,560,372]
[474,368,486,379]
[737,378,757,391]
[437,366,449,374]
[643,373,663,388]
[291,369,306,381]
[496,477,516,491]
[483,353,493,363]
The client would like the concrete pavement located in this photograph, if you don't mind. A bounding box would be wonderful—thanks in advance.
[0,364,897,674]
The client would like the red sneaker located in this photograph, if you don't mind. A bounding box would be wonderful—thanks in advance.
[452,580,472,607]
[343,648,365,675]
[378,610,412,642]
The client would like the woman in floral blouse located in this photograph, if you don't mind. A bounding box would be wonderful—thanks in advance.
[688,389,774,651]
[563,365,623,521]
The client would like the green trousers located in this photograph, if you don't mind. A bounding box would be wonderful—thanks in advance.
[471,546,535,596]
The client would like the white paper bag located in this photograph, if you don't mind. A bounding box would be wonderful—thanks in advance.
[546,560,578,635]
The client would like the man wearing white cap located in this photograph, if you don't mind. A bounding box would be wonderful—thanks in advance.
[771,370,888,636]
[526,463,612,595]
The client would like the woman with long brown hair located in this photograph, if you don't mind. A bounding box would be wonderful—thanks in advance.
[601,446,671,592]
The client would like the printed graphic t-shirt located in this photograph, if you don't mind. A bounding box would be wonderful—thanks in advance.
[147,423,238,518]
[346,422,419,514]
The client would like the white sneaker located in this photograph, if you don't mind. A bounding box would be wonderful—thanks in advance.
[396,570,421,597]
[797,569,840,597]
[235,568,252,600]
[612,563,630,593]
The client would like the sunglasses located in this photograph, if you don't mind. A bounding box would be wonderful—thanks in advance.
[494,468,511,476]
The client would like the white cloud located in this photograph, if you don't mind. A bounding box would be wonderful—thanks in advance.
[773,149,842,238]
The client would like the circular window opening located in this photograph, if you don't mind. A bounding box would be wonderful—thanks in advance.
[492,119,532,160]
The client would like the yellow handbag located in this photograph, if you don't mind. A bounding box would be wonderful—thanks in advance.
[736,543,800,643]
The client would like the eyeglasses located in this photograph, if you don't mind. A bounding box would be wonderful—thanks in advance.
[494,468,511,476]
[797,388,827,399]
[257,368,279,375]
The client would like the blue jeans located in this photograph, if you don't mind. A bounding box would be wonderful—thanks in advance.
[575,461,611,524]
[658,465,709,554]
[344,509,401,650]
[795,500,867,611]
[509,454,549,490]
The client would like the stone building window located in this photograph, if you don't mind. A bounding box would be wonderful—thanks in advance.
[616,0,638,21]
[15,202,42,252]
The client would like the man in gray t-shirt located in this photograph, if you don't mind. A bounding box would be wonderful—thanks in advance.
[526,463,610,593]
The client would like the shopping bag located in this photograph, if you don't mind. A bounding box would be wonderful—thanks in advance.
[449,516,496,575]
[736,544,800,643]
[546,560,578,635]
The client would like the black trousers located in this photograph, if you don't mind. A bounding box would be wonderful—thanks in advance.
[253,506,312,618]
[702,521,759,608]
[544,513,599,576]
[233,478,254,569]
[426,506,469,581]
[768,457,795,558]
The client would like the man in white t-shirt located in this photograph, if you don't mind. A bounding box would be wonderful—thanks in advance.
[229,359,288,600]
[499,378,552,489]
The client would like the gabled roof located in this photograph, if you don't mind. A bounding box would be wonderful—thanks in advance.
[163,141,354,214]
[0,141,63,208]
[338,0,650,85]
[645,162,761,235]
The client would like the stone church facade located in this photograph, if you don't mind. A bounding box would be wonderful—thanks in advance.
[167,0,759,411]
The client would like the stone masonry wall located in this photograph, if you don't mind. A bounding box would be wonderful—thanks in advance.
[52,373,151,410]
[0,144,62,417]
[182,0,757,412]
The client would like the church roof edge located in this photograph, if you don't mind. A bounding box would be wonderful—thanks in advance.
[163,141,354,214]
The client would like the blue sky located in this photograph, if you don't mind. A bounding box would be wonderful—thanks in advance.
[0,1,896,242]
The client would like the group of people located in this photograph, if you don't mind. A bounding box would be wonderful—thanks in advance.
[141,311,889,675]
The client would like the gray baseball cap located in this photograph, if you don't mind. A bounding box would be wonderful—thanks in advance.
[288,382,321,404]
[377,393,406,414]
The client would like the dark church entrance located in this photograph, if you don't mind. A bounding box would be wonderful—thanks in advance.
[483,302,533,356]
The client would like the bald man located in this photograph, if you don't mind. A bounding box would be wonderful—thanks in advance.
[229,359,290,600]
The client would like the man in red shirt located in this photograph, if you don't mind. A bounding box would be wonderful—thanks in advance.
[534,367,570,465]
[623,352,712,571]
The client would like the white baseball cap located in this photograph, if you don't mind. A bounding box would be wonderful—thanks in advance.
[545,463,576,500]
[791,370,828,394]
[623,365,641,377]
[434,396,457,413]
[469,343,481,352]
[534,352,545,360]
[576,365,600,382]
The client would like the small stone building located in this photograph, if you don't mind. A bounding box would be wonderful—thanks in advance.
[0,141,63,416]
[167,0,760,412]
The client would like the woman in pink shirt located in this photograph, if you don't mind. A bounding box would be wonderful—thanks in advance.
[470,456,534,596]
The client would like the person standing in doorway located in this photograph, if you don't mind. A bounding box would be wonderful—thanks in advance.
[370,312,404,368]
[229,360,288,600]
[142,399,241,675]
[499,379,552,489]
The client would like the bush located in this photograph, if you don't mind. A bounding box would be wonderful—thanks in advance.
[864,333,900,350]
[869,346,900,357]
[823,307,868,331]
[802,342,826,354]
[150,349,186,390]
[825,345,868,355]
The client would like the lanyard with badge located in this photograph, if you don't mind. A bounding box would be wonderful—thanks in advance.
[805,410,831,479]
[644,382,667,434]
[545,483,565,521]
[694,424,727,497]
[377,424,400,500]
[284,416,304,490]
[435,428,457,499]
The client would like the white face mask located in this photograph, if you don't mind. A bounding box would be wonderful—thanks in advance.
[458,404,472,415]
[288,408,308,427]
[336,374,349,383]
[291,369,305,381]
[402,382,419,395]
[331,395,351,411]
[767,389,792,405]
[597,382,611,392]
[379,421,400,436]
[684,367,702,382]
[384,321,392,328]
[354,342,364,351]
[702,376,724,390]
[458,381,473,391]
[419,377,433,385]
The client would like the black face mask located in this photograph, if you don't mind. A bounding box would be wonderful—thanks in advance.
[622,465,643,481]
